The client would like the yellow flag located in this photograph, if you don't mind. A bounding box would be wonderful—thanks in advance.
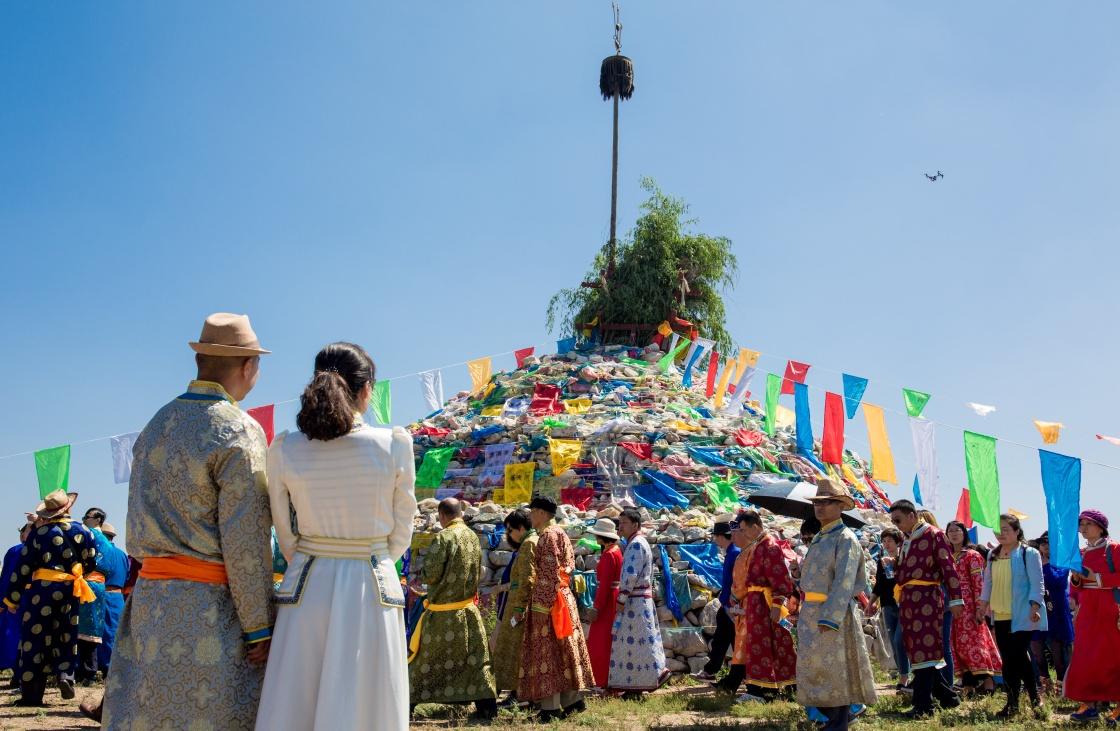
[862,403,897,484]
[504,462,535,504]
[734,348,761,381]
[491,488,506,504]
[713,359,735,408]
[671,419,700,432]
[467,357,491,395]
[657,321,672,337]
[480,404,503,417]
[775,405,796,429]
[549,438,583,476]
[563,398,593,414]
[841,462,863,491]
[1033,420,1063,445]
[1007,507,1030,521]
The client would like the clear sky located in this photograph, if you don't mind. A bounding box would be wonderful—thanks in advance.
[2,2,1118,546]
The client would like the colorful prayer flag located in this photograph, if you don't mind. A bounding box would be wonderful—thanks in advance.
[563,398,592,414]
[480,404,503,417]
[966,402,997,417]
[529,383,564,415]
[862,403,897,484]
[415,446,457,488]
[1007,508,1030,521]
[821,392,845,464]
[842,374,868,420]
[549,438,583,476]
[658,338,691,374]
[34,445,70,499]
[681,340,707,388]
[780,360,811,395]
[419,370,444,412]
[504,462,535,503]
[246,404,275,445]
[557,337,577,355]
[723,365,757,415]
[902,389,931,418]
[794,382,814,455]
[369,380,392,424]
[1039,450,1082,573]
[764,373,781,436]
[963,431,1001,530]
[480,443,516,486]
[1097,434,1120,446]
[110,432,140,485]
[705,350,720,398]
[514,347,535,368]
[954,488,973,528]
[910,417,938,508]
[466,357,492,395]
[1033,420,1063,445]
[713,358,735,408]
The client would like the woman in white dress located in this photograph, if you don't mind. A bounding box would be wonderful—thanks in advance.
[255,342,417,731]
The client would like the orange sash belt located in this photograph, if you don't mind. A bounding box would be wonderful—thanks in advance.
[86,571,107,584]
[552,570,574,640]
[31,565,97,603]
[139,556,228,584]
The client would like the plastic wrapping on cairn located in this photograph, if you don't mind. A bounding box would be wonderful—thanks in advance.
[403,343,893,675]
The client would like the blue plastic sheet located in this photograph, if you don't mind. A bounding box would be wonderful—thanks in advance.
[676,543,723,592]
[659,545,684,621]
[638,470,690,510]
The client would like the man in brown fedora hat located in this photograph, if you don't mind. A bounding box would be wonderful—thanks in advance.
[3,490,97,706]
[795,479,877,730]
[100,313,274,730]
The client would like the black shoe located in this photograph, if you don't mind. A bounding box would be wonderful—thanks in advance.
[561,699,587,718]
[937,693,961,709]
[995,703,1020,719]
[59,678,76,700]
[497,695,520,709]
[538,708,563,722]
[901,708,934,720]
[13,696,46,707]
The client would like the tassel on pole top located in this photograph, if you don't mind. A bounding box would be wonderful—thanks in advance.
[599,2,634,101]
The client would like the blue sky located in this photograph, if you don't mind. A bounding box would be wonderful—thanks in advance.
[1,2,1118,545]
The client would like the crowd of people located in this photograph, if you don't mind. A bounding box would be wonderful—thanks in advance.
[1,312,1118,731]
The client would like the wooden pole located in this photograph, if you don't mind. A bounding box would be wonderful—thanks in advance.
[609,90,619,280]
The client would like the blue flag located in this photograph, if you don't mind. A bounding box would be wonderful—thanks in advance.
[681,343,706,388]
[912,475,923,505]
[676,543,724,592]
[842,374,869,419]
[557,337,577,355]
[1039,450,1082,573]
[659,545,683,621]
[794,382,814,454]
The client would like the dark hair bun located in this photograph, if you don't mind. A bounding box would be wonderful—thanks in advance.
[296,342,376,441]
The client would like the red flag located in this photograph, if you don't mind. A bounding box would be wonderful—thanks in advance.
[514,347,535,368]
[705,350,720,398]
[618,442,653,461]
[529,383,564,415]
[781,360,810,395]
[732,429,764,447]
[955,488,974,529]
[247,404,275,445]
[821,392,845,464]
[560,486,595,510]
[413,426,451,437]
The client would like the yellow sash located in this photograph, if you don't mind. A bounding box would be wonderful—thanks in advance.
[407,596,477,664]
[32,565,96,604]
[746,586,790,618]
[894,579,940,603]
[803,591,828,603]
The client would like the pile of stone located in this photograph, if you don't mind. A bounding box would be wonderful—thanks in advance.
[404,343,894,675]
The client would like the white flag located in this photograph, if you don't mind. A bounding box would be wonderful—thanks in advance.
[910,417,938,509]
[111,432,140,485]
[722,366,757,414]
[966,402,997,417]
[1097,434,1120,447]
[419,370,444,412]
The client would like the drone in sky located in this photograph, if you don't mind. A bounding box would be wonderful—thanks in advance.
[924,171,945,181]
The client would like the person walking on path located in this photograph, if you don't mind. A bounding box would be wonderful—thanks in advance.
[102,313,276,730]
[491,508,537,701]
[1029,531,1074,697]
[795,479,877,731]
[978,513,1046,719]
[694,518,739,683]
[945,520,1000,694]
[255,342,417,730]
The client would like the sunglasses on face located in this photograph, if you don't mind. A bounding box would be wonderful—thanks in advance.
[890,516,904,525]
[729,520,742,530]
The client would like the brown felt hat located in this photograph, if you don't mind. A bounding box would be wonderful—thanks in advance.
[189,313,271,357]
[36,490,79,520]
[806,478,856,510]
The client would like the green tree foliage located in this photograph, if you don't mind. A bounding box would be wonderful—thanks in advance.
[547,178,738,353]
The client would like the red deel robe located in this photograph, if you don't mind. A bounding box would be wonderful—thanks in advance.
[587,543,623,686]
[1065,540,1120,702]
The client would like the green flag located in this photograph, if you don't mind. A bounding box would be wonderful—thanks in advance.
[704,473,740,512]
[34,445,71,499]
[657,338,691,374]
[415,446,457,488]
[764,373,781,436]
[964,431,1001,529]
[369,381,392,424]
[902,388,931,418]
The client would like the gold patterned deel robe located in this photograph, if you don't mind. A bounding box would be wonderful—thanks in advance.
[409,519,496,704]
[102,380,275,731]
[795,519,878,709]
[491,531,537,692]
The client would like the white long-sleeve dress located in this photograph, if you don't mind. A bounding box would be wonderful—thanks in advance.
[255,421,417,731]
